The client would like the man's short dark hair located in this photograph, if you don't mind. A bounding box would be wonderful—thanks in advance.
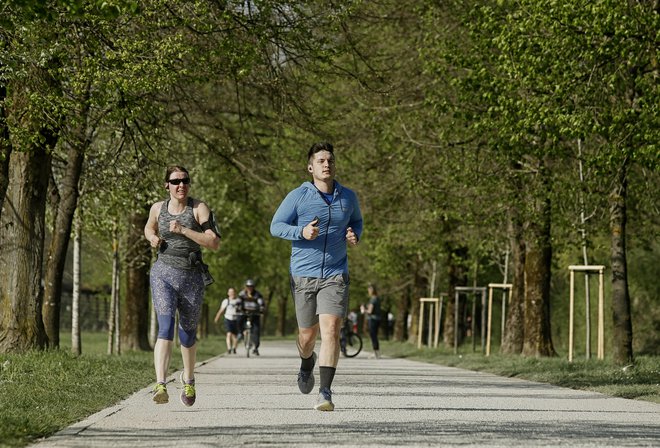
[307,142,334,162]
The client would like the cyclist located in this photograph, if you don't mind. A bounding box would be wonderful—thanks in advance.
[238,279,265,355]
[339,316,362,358]
[347,309,359,333]
[213,287,242,354]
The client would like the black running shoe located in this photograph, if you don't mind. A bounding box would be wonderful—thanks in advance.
[297,352,316,394]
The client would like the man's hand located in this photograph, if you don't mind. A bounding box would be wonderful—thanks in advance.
[303,217,320,240]
[346,227,359,246]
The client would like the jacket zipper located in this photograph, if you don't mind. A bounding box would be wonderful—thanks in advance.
[315,185,336,278]
[321,204,332,277]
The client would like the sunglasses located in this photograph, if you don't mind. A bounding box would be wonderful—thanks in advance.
[168,178,190,185]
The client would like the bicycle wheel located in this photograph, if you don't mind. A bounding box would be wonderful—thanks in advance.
[342,332,362,358]
[244,324,252,358]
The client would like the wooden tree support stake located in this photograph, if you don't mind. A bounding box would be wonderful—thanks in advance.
[417,296,444,349]
[568,265,606,362]
[486,283,512,356]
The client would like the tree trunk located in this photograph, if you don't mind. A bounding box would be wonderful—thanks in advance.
[442,245,468,347]
[609,160,633,365]
[262,288,274,333]
[392,289,409,342]
[0,147,51,352]
[522,167,556,357]
[71,211,81,356]
[114,274,120,354]
[121,212,151,351]
[42,136,87,348]
[0,82,11,217]
[407,256,428,344]
[0,33,11,216]
[501,181,526,354]
[108,233,120,355]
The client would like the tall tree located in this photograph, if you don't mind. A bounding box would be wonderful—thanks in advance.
[71,210,82,355]
[0,3,64,352]
[41,0,205,347]
[43,100,89,347]
[501,164,526,354]
[0,57,10,214]
[443,243,469,348]
[1,0,148,351]
[480,0,660,363]
[0,146,52,351]
[121,211,151,351]
[609,159,633,364]
[522,159,556,356]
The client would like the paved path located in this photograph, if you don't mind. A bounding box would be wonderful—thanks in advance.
[33,341,660,447]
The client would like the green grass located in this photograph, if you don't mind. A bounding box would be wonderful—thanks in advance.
[0,332,227,448]
[1,333,658,447]
[379,340,660,403]
[0,350,153,447]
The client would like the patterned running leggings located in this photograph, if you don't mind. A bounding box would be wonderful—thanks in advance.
[150,259,205,347]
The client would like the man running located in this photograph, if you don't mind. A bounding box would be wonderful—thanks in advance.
[270,142,363,411]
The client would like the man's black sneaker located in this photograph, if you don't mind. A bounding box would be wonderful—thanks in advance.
[297,352,316,394]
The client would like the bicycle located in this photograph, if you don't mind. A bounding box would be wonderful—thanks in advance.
[243,311,260,358]
[339,318,362,358]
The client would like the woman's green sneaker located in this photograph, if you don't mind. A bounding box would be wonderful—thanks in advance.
[179,372,196,407]
[152,383,168,404]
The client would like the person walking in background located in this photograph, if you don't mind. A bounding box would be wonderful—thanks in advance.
[270,142,363,411]
[238,279,265,356]
[214,287,242,354]
[361,284,381,359]
[144,165,221,407]
[387,311,395,340]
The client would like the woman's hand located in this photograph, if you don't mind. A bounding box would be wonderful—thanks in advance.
[149,234,161,248]
[169,219,185,235]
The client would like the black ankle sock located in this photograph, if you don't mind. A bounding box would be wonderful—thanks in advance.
[301,353,315,371]
[319,366,336,390]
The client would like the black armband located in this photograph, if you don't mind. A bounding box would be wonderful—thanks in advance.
[201,211,221,238]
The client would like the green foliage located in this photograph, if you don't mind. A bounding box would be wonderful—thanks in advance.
[2,0,139,24]
[2,0,657,363]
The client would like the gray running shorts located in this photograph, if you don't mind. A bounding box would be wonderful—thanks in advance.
[289,274,350,328]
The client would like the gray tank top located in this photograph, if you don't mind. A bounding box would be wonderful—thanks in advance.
[157,198,202,270]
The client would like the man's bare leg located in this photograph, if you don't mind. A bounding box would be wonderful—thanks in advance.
[318,314,341,367]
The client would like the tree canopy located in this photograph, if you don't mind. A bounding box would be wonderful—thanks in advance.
[0,0,657,361]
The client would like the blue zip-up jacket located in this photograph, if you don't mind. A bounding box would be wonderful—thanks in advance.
[270,180,363,278]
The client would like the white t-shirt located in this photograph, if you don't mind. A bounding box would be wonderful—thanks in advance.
[221,297,241,320]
